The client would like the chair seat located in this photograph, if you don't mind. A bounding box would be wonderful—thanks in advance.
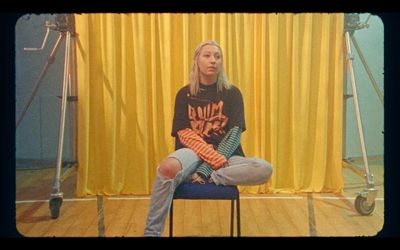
[173,182,239,200]
[170,140,241,236]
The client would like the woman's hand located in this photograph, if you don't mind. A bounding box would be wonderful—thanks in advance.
[191,172,206,184]
[221,161,229,168]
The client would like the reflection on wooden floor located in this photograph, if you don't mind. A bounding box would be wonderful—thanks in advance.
[15,160,384,237]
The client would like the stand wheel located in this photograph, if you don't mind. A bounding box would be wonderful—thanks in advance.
[355,195,375,215]
[49,197,63,219]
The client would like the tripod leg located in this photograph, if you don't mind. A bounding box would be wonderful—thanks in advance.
[345,32,373,187]
[50,31,71,218]
[16,33,64,128]
[344,31,377,214]
[58,50,78,182]
[68,28,78,167]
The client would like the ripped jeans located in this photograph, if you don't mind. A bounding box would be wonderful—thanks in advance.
[143,148,272,237]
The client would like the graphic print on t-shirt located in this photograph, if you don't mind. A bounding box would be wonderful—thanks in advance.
[188,99,228,138]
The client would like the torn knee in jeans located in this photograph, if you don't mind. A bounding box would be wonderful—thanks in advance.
[158,157,183,179]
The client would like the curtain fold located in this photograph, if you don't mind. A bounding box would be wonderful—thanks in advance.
[74,13,344,197]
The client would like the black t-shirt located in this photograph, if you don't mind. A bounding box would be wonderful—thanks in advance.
[172,82,246,156]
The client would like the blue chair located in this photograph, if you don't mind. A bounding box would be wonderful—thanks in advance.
[169,138,241,237]
[169,182,240,237]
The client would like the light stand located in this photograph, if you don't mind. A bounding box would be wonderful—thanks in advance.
[343,14,382,215]
[18,14,78,219]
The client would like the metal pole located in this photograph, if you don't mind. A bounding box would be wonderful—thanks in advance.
[52,30,71,195]
[68,29,78,165]
[344,31,374,186]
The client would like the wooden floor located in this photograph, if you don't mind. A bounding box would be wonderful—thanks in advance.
[15,160,384,237]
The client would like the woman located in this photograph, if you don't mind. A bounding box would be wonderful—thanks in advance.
[144,40,272,237]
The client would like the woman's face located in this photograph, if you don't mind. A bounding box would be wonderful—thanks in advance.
[197,44,222,83]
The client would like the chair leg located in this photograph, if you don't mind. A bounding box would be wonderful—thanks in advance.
[230,200,234,236]
[169,200,174,237]
[236,197,240,237]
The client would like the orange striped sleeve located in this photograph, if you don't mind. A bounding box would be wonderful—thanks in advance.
[177,128,227,170]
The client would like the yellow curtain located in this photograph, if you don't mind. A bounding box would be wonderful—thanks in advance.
[74,13,344,197]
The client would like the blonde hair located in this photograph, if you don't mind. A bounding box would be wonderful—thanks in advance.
[189,40,232,96]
